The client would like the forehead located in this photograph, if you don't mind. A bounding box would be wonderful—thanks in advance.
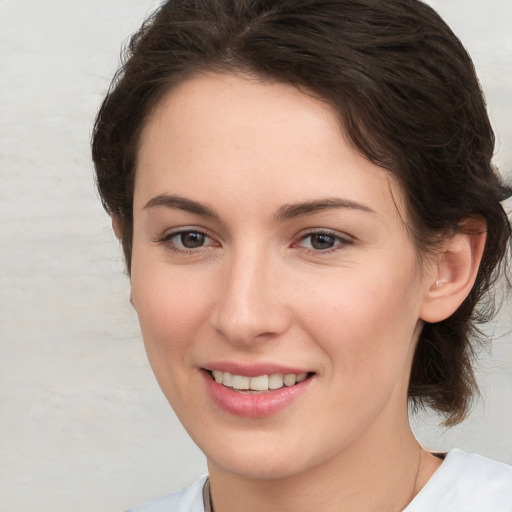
[135,73,406,224]
[138,73,343,171]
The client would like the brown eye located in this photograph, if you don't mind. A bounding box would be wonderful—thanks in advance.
[309,233,336,250]
[176,231,206,248]
[155,228,219,255]
[295,231,352,254]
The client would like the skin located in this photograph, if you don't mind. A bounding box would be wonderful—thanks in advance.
[127,73,484,512]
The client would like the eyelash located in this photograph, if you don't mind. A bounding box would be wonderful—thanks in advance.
[293,230,353,255]
[154,229,353,256]
[154,229,217,254]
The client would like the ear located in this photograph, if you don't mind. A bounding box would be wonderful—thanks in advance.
[111,214,123,240]
[420,217,487,323]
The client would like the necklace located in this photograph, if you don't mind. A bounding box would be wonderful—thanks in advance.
[203,446,424,512]
[402,444,423,511]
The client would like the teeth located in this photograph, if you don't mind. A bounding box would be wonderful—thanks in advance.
[268,373,284,390]
[284,374,296,386]
[210,370,309,391]
[223,372,233,387]
[250,375,269,391]
[232,375,250,390]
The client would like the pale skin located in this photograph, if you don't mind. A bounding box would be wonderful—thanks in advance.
[117,73,486,512]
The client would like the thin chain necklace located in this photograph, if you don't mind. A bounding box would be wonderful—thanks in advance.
[402,445,423,511]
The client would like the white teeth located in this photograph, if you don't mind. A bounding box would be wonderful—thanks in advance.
[284,374,297,386]
[223,372,233,386]
[232,375,250,390]
[210,370,309,391]
[250,375,269,391]
[268,373,284,390]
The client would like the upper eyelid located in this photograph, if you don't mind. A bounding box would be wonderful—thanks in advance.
[292,229,354,252]
[295,228,353,241]
[155,226,214,241]
[154,229,219,254]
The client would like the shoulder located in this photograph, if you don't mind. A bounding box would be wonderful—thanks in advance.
[124,476,207,512]
[407,449,512,511]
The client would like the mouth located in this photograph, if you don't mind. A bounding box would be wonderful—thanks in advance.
[202,366,315,418]
[206,369,314,393]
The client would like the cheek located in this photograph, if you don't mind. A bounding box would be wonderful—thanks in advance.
[130,268,219,423]
[300,268,422,380]
[130,257,215,372]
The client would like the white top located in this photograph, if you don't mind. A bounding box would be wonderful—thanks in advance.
[124,450,512,512]
[404,449,511,511]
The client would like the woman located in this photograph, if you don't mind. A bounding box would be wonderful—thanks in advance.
[92,0,512,510]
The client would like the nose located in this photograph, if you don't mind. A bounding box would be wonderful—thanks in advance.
[211,247,291,346]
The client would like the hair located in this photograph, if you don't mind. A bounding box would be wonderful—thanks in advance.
[92,0,512,425]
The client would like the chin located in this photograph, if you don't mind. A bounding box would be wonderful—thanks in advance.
[208,452,311,481]
[195,428,333,482]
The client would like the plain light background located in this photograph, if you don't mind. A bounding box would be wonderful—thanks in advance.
[0,1,511,511]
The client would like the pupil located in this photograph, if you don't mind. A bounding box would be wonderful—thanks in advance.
[181,232,205,248]
[311,234,335,250]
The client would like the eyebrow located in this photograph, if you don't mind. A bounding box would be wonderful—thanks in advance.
[275,198,376,221]
[144,194,219,218]
[144,194,375,221]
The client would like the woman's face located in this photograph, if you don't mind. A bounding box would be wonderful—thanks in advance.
[130,73,434,479]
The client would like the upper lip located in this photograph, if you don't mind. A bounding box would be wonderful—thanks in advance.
[203,362,312,377]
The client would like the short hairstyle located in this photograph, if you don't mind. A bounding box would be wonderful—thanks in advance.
[92,0,511,425]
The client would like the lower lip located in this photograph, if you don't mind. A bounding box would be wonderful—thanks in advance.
[202,371,313,419]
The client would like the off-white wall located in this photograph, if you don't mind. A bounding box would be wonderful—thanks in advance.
[0,1,510,511]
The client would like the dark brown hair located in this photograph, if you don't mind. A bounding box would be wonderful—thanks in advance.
[92,0,511,425]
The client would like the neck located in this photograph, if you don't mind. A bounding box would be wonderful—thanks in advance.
[207,413,432,512]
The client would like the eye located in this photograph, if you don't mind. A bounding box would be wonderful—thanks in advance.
[305,233,338,250]
[155,229,218,252]
[174,231,208,249]
[295,230,352,253]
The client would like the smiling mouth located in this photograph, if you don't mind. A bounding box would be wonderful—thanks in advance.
[207,370,313,393]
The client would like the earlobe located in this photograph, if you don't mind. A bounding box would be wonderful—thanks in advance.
[420,218,487,323]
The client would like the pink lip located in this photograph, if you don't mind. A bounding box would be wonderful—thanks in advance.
[201,368,314,419]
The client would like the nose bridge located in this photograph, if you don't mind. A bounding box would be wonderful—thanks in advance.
[212,241,288,344]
